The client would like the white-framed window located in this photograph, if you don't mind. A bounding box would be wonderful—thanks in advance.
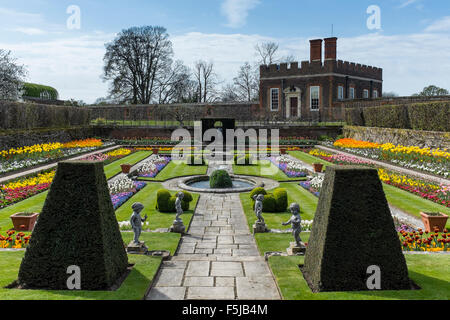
[373,90,378,98]
[310,86,320,111]
[270,88,279,111]
[349,87,355,99]
[363,89,369,99]
[338,86,344,100]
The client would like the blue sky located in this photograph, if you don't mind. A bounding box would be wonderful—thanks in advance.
[1,0,449,102]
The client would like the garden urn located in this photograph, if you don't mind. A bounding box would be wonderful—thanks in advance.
[420,212,448,233]
[120,163,132,174]
[10,213,39,231]
[280,148,287,155]
[152,148,159,155]
[313,163,324,173]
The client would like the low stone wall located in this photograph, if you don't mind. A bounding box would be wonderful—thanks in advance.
[0,127,95,150]
[343,126,450,149]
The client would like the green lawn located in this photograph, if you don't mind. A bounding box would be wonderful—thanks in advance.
[383,184,450,229]
[0,151,153,231]
[233,160,306,181]
[0,232,179,300]
[288,150,330,168]
[140,161,208,182]
[269,254,450,300]
[104,151,153,179]
[240,182,318,254]
[115,182,199,229]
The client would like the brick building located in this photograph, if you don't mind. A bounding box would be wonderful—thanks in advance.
[259,37,383,121]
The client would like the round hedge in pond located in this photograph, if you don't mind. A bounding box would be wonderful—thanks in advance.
[210,170,233,189]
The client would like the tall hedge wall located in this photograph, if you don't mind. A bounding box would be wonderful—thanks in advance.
[22,83,59,100]
[0,101,91,130]
[345,101,449,132]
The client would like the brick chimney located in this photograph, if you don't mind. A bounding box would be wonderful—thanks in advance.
[310,39,323,63]
[324,37,337,61]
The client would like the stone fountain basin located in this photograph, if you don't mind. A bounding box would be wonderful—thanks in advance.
[178,175,258,194]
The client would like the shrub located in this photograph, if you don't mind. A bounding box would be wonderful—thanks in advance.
[250,187,267,199]
[210,170,233,188]
[22,82,59,100]
[234,154,252,165]
[262,194,277,213]
[156,189,172,212]
[302,166,411,292]
[363,104,410,129]
[408,102,450,132]
[17,161,128,290]
[273,188,288,212]
[157,189,193,212]
[344,107,365,126]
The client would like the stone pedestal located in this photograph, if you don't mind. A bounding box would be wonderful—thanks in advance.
[127,241,148,254]
[170,220,186,234]
[286,242,306,256]
[253,221,268,233]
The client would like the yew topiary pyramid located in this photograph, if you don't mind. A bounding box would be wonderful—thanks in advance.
[302,166,411,292]
[18,161,128,290]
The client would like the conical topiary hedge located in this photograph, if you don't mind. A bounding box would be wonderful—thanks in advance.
[18,161,128,290]
[302,166,412,292]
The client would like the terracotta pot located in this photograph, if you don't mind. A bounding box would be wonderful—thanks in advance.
[280,148,287,155]
[313,163,324,173]
[420,212,448,232]
[152,148,159,155]
[120,164,132,174]
[10,213,39,231]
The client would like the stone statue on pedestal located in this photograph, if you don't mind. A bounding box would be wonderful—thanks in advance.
[282,203,306,255]
[171,192,186,234]
[252,194,268,233]
[127,202,149,254]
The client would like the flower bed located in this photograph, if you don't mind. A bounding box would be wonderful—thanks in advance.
[399,227,449,252]
[299,175,323,197]
[137,155,171,178]
[270,156,308,178]
[109,177,147,210]
[0,139,114,174]
[0,230,31,249]
[309,149,375,166]
[332,138,450,178]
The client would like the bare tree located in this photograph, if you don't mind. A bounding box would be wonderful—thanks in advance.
[0,50,27,100]
[193,60,219,103]
[220,83,239,102]
[233,62,259,102]
[103,26,173,104]
[255,42,279,65]
[155,60,194,104]
[170,105,192,127]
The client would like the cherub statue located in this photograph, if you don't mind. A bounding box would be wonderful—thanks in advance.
[252,194,265,224]
[175,192,184,222]
[282,203,302,247]
[130,202,148,244]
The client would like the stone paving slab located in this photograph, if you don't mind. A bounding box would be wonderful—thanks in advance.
[146,161,281,300]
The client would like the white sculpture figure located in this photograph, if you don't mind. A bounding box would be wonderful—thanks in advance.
[130,202,148,244]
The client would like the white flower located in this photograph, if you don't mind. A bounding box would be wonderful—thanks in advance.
[108,176,135,194]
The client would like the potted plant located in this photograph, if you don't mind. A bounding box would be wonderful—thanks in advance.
[420,212,448,232]
[313,163,324,173]
[120,163,132,174]
[280,148,287,155]
[10,212,39,231]
[152,147,159,155]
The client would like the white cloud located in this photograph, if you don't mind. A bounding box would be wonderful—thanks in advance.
[398,0,419,8]
[12,27,46,35]
[425,16,450,32]
[0,7,43,22]
[221,0,260,28]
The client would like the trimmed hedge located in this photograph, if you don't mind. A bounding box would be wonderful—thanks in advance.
[302,166,411,292]
[22,82,59,100]
[188,154,205,166]
[345,102,450,132]
[156,189,193,213]
[18,161,128,290]
[234,154,253,166]
[0,101,91,130]
[249,187,288,213]
[210,170,232,189]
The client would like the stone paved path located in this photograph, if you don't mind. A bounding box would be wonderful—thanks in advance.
[146,171,281,300]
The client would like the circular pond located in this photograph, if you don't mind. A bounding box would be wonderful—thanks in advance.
[178,175,257,193]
